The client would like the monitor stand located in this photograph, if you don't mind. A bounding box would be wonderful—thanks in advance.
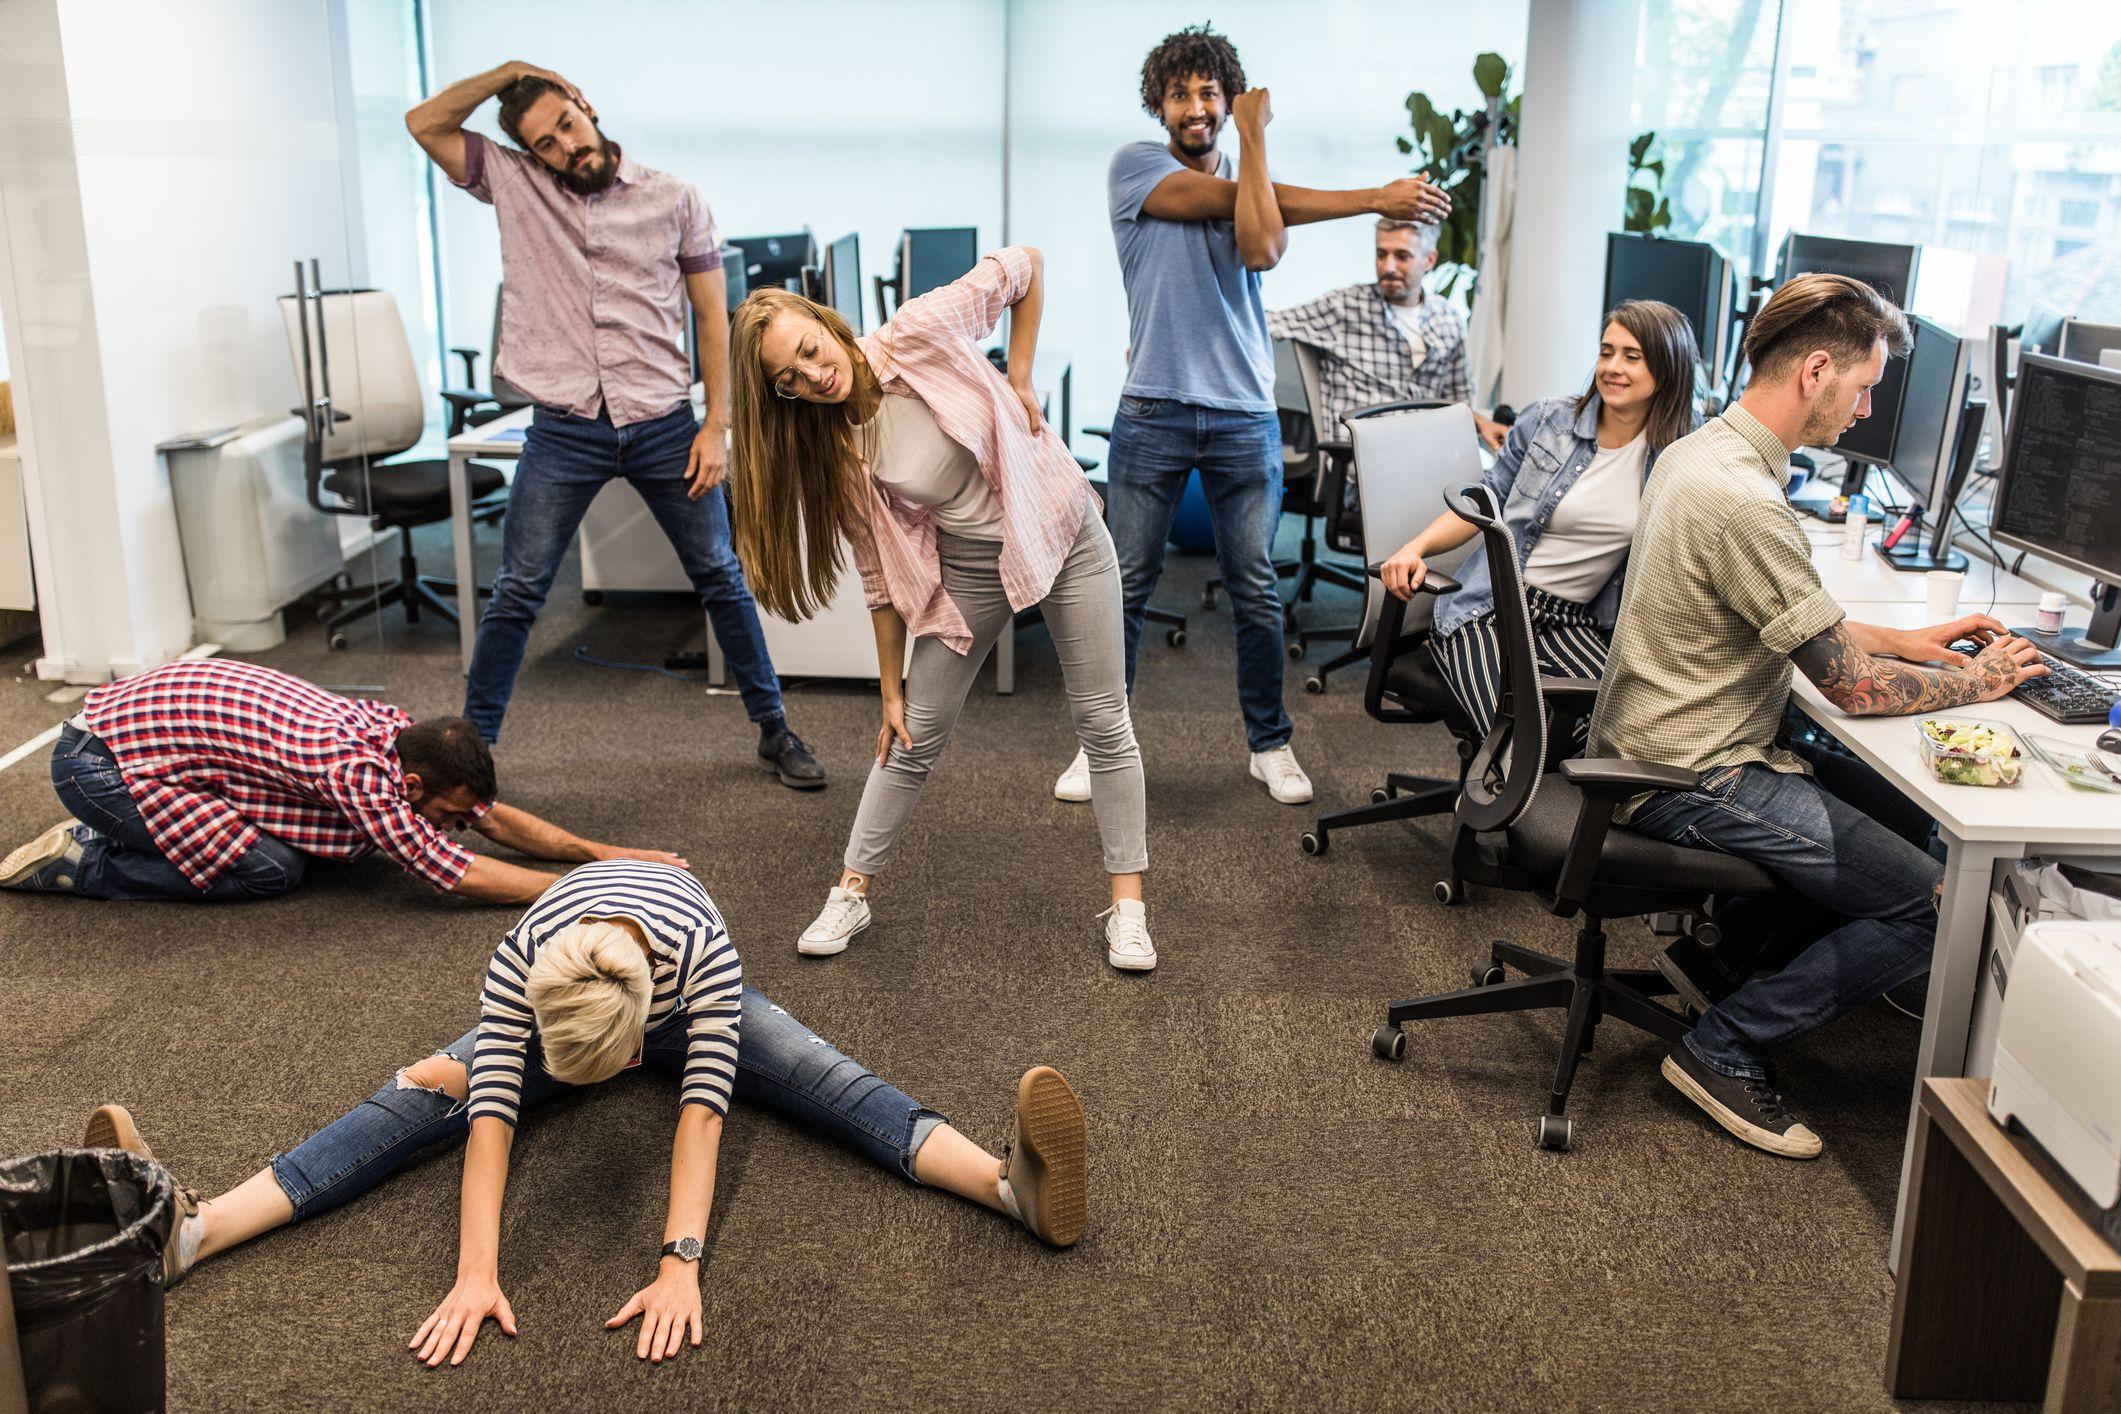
[1789,457,1878,524]
[2016,584,2121,670]
[1873,508,1968,573]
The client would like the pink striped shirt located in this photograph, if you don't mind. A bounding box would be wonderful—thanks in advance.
[851,248,1097,654]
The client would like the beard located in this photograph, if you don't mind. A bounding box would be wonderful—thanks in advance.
[555,135,621,196]
[1169,117,1220,157]
[1799,377,1859,447]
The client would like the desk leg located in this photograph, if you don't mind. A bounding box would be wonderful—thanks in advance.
[450,451,477,674]
[996,621,1015,695]
[703,613,726,688]
[1889,833,2019,1269]
[2049,1285,2121,1414]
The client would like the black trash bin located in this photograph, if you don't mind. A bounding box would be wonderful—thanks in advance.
[2,1149,175,1413]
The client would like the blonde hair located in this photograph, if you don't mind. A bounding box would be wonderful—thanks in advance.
[525,919,653,1086]
[727,288,882,622]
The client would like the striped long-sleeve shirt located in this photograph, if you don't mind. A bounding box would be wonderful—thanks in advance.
[469,861,742,1125]
[849,246,1097,654]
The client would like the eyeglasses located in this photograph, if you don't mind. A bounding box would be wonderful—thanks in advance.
[770,326,832,399]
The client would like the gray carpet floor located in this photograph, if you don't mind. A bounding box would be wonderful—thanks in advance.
[0,521,2014,1411]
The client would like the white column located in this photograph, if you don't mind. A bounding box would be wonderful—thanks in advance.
[1498,0,1642,410]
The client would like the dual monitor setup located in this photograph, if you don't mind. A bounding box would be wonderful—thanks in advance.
[1605,228,2121,671]
[715,227,980,334]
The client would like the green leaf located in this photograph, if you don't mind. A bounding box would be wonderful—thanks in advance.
[1629,131,1654,164]
[1395,135,1413,155]
[1472,51,1508,99]
[1410,92,1439,138]
[1645,160,1665,179]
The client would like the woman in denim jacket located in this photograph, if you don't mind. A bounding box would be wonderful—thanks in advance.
[1379,300,1701,742]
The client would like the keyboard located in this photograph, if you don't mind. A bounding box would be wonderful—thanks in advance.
[1947,641,2119,723]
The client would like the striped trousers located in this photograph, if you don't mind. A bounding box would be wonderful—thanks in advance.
[1428,586,1611,748]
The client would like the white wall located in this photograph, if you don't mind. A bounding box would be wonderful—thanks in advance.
[0,0,365,680]
[426,0,1005,373]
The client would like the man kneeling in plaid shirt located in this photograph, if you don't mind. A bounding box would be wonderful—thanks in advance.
[0,659,684,905]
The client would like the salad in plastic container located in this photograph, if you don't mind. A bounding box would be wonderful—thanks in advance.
[1916,718,2024,788]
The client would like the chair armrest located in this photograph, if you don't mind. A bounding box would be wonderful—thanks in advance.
[1550,757,1699,910]
[1082,424,1111,442]
[448,347,481,386]
[1538,675,1601,705]
[1559,757,1700,798]
[1365,563,1461,597]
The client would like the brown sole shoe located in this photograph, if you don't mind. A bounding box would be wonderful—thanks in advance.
[1004,1067,1088,1248]
[85,1104,197,1287]
[1,822,81,889]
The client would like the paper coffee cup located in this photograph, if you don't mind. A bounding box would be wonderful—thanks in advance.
[1926,570,1964,621]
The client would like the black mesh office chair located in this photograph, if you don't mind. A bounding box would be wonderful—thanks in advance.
[1369,484,1778,1151]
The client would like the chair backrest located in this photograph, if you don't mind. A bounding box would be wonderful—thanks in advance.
[278,288,424,465]
[1448,482,1547,834]
[1346,404,1484,647]
[1273,337,1310,416]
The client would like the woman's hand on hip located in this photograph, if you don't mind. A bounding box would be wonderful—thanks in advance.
[606,1262,703,1364]
[1007,375,1045,435]
[410,1275,516,1368]
[876,695,912,766]
[1380,540,1430,601]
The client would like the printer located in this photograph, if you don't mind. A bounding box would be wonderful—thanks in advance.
[1988,919,2121,1207]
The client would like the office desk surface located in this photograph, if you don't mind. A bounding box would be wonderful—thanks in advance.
[1802,519,2051,607]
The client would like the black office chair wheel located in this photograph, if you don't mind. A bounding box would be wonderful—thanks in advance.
[1166,628,1186,647]
[1471,962,1506,988]
[1535,1115,1573,1152]
[582,590,604,606]
[1370,787,1391,804]
[1371,1027,1406,1062]
[327,631,350,652]
[1286,641,1305,660]
[1434,878,1464,906]
[1303,674,1326,694]
[1299,830,1325,856]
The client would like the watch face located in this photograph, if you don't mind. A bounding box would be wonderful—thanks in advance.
[672,1237,702,1261]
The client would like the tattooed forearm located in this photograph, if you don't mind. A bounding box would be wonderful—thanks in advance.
[1791,624,2012,716]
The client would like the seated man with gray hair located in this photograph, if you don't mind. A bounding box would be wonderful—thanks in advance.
[1268,217,1506,450]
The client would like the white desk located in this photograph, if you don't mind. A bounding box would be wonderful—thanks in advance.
[1801,518,2050,608]
[1793,593,2121,1266]
[445,404,1015,690]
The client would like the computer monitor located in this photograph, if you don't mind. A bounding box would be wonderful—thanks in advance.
[1990,354,2121,667]
[2061,319,2121,369]
[824,232,863,333]
[727,231,816,294]
[1778,232,1922,310]
[900,227,978,302]
[1600,232,1734,388]
[1872,314,1974,573]
[2022,300,2069,357]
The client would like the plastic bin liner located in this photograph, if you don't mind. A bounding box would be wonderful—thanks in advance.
[2,1149,175,1413]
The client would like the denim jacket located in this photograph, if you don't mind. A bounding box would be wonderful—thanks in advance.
[1433,393,1682,639]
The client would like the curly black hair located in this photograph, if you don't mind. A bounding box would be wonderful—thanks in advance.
[1139,24,1246,118]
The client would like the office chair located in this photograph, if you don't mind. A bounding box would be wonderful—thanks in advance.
[440,285,534,438]
[281,273,506,650]
[1368,483,1777,1151]
[1078,422,1188,647]
[1299,405,1485,878]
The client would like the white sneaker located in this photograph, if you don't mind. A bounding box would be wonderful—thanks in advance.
[1100,898,1157,972]
[1054,748,1092,803]
[1247,745,1314,804]
[797,886,871,957]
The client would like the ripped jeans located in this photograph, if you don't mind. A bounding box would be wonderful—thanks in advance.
[268,987,948,1222]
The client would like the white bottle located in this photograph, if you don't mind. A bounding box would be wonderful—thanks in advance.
[1841,494,1870,562]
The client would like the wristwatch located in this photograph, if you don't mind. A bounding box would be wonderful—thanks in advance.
[660,1236,703,1263]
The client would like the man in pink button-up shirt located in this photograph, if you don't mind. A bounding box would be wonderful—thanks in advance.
[407,62,822,790]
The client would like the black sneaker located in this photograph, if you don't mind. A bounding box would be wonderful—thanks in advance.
[1660,1042,1822,1159]
[759,728,827,791]
[1655,937,1737,1015]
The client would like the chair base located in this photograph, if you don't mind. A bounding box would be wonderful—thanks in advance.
[314,526,492,650]
[1301,772,1458,858]
[1371,919,1693,1150]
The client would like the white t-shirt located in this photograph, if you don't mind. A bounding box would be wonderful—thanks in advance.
[1386,299,1428,368]
[1522,430,1648,605]
[864,390,1003,540]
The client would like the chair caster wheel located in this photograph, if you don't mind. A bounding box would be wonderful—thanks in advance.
[1536,1115,1573,1151]
[583,590,604,606]
[1286,642,1305,660]
[313,604,333,623]
[1370,787,1391,804]
[1434,878,1464,906]
[1303,676,1325,694]
[327,631,350,652]
[1166,628,1186,647]
[1299,830,1325,856]
[1471,962,1506,988]
[1371,1027,1406,1062]
[1201,589,1219,610]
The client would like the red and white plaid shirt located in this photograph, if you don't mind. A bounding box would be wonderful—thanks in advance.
[79,660,487,894]
[850,247,1098,654]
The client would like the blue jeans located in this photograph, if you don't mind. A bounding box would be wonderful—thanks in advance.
[1629,744,1943,1079]
[268,987,948,1221]
[463,403,784,742]
[46,725,306,902]
[1106,397,1292,753]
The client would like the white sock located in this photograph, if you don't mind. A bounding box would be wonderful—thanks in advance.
[175,1211,204,1273]
[996,1171,1023,1224]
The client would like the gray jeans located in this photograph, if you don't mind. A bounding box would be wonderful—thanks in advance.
[844,500,1148,877]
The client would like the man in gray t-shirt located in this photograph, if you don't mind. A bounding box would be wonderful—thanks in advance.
[1089,24,1448,809]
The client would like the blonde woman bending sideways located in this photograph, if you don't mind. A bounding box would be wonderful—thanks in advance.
[728,246,1155,972]
[81,861,1088,1368]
